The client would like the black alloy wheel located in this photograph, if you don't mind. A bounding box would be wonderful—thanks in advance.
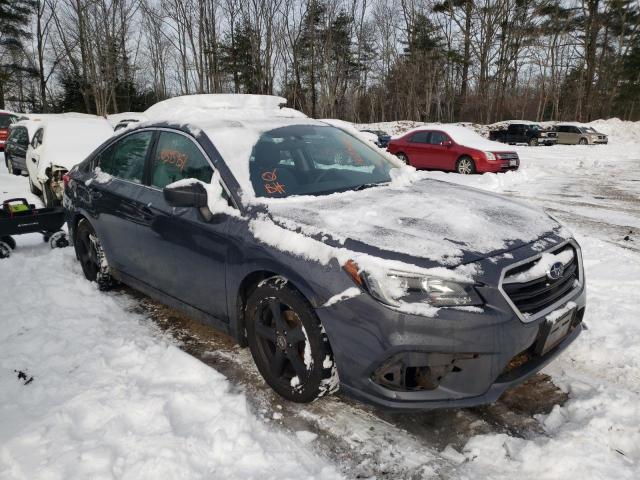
[246,278,338,403]
[74,219,114,290]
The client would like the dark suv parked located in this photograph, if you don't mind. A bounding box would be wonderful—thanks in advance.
[489,122,557,146]
[4,123,30,175]
[64,96,585,410]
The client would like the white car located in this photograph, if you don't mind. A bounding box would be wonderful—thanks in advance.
[26,117,114,206]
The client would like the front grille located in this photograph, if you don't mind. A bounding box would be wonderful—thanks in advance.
[497,153,519,161]
[502,244,579,318]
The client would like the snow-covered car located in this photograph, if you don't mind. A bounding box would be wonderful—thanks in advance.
[64,94,586,410]
[555,123,609,145]
[388,125,520,173]
[26,117,113,207]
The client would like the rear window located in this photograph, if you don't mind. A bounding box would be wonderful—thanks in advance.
[99,131,153,183]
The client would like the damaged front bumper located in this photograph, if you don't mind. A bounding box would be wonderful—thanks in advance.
[315,238,586,411]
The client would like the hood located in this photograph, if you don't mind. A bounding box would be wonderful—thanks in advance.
[263,179,562,267]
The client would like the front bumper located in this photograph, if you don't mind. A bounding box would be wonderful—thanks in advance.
[316,237,585,411]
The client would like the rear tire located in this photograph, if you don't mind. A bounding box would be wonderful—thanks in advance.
[7,156,20,175]
[74,219,115,290]
[456,156,476,175]
[246,278,338,403]
[396,152,410,165]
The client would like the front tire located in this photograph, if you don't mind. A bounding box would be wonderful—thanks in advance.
[246,278,338,403]
[579,138,588,145]
[74,219,115,290]
[528,137,538,146]
[456,156,476,175]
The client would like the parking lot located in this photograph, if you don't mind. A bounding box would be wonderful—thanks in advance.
[1,121,639,479]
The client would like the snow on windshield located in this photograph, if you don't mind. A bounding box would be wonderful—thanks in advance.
[35,119,113,181]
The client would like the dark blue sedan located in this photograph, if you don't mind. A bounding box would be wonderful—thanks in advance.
[64,95,586,409]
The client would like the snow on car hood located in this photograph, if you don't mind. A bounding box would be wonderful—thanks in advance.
[262,178,560,266]
[35,118,113,180]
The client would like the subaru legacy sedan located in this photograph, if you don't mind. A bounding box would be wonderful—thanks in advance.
[64,95,585,410]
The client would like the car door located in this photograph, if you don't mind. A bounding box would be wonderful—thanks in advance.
[555,126,566,144]
[135,129,232,321]
[87,130,155,279]
[17,127,29,163]
[404,131,431,167]
[426,131,457,170]
[26,128,44,188]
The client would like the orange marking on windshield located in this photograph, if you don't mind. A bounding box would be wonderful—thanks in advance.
[261,169,286,195]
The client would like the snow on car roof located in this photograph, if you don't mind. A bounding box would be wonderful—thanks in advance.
[106,111,147,128]
[34,117,113,181]
[399,124,515,152]
[144,94,306,121]
[141,95,324,198]
[11,119,42,140]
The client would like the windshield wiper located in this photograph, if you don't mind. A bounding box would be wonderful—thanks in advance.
[353,182,383,191]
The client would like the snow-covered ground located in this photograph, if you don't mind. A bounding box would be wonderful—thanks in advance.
[1,118,640,479]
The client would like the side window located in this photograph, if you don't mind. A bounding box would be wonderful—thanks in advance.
[428,132,449,145]
[151,131,213,189]
[572,127,582,134]
[32,129,43,148]
[409,131,429,143]
[99,131,153,183]
[17,128,28,146]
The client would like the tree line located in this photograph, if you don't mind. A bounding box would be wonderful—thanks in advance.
[1,0,639,123]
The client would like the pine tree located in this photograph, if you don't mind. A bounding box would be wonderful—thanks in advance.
[0,0,35,109]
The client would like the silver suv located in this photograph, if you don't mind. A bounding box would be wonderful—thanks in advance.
[555,124,608,145]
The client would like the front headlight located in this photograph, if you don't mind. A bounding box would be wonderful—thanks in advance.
[540,132,548,137]
[484,151,497,161]
[359,269,483,308]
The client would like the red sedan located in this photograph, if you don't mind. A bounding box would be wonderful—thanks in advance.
[0,112,19,152]
[387,125,519,174]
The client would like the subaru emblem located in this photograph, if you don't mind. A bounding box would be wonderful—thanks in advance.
[547,261,564,280]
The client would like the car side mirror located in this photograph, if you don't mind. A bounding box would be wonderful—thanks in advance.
[163,181,208,208]
[442,140,453,147]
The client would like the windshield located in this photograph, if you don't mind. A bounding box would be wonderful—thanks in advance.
[0,115,16,128]
[249,125,394,198]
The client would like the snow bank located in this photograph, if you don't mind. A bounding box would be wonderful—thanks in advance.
[449,235,640,480]
[0,241,341,480]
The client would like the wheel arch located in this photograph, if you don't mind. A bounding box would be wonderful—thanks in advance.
[232,268,318,347]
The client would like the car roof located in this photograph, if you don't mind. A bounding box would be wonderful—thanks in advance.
[10,119,42,139]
